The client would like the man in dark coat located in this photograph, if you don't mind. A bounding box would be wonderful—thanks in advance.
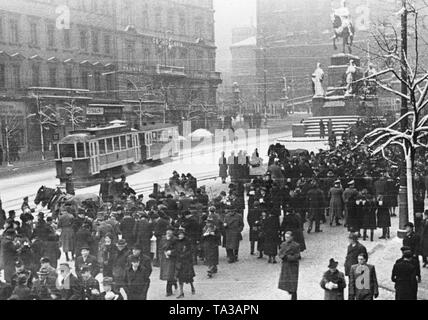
[278,231,301,300]
[99,176,111,202]
[75,246,100,279]
[391,247,420,300]
[124,254,152,300]
[320,259,346,300]
[306,180,326,233]
[223,210,244,263]
[153,212,171,266]
[120,211,136,247]
[403,222,420,257]
[80,266,101,300]
[0,229,19,283]
[247,201,262,255]
[159,228,177,296]
[112,239,129,289]
[348,253,379,300]
[30,267,58,300]
[344,233,368,277]
[133,214,153,257]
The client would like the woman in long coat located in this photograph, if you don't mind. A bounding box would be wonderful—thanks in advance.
[175,230,195,298]
[281,210,306,252]
[376,195,391,239]
[218,152,228,184]
[57,211,75,262]
[201,219,221,278]
[361,193,377,242]
[278,231,301,300]
[263,212,280,263]
[159,228,177,296]
[328,181,344,226]
[346,193,362,236]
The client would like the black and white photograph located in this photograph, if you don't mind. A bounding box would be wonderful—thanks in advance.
[0,0,426,309]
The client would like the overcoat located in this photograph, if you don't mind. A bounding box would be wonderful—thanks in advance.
[376,201,391,228]
[420,219,428,257]
[174,237,195,283]
[263,215,280,256]
[328,187,344,219]
[344,242,368,276]
[278,241,301,293]
[201,225,221,266]
[349,263,379,300]
[320,269,346,300]
[247,207,261,242]
[224,212,244,250]
[58,212,75,252]
[219,156,228,179]
[281,213,306,252]
[159,235,177,282]
[0,235,18,283]
[391,258,418,300]
[361,200,377,230]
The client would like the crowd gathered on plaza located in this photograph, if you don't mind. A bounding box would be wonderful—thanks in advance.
[0,118,427,300]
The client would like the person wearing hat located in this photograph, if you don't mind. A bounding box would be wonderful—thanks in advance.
[403,222,421,257]
[80,266,100,300]
[100,277,125,300]
[306,179,326,233]
[278,231,301,300]
[21,197,30,214]
[75,246,99,279]
[57,209,75,262]
[10,273,32,300]
[123,253,152,300]
[247,201,262,256]
[344,232,368,277]
[10,259,33,290]
[30,267,58,300]
[0,229,19,283]
[159,228,178,296]
[133,213,152,258]
[111,239,129,289]
[202,218,221,278]
[320,258,346,300]
[328,179,344,227]
[40,257,57,279]
[175,228,196,298]
[391,246,421,300]
[348,252,379,300]
[73,221,93,260]
[224,209,244,263]
[56,263,81,300]
[342,180,358,227]
[153,210,172,267]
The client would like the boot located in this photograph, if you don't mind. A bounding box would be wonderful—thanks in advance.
[387,228,391,239]
[363,230,367,241]
[250,241,255,255]
[191,283,196,295]
[177,284,184,299]
[272,257,277,264]
[268,256,272,263]
[257,252,263,259]
[370,230,374,242]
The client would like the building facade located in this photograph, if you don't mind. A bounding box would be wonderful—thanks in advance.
[0,0,221,155]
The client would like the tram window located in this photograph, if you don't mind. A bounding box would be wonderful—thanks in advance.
[59,144,75,158]
[120,135,126,150]
[76,143,85,158]
[113,137,120,151]
[54,144,59,159]
[107,138,113,153]
[99,139,106,155]
[126,135,132,148]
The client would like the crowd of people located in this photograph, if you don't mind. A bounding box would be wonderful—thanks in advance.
[0,116,427,300]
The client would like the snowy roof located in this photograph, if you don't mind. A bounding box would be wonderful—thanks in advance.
[230,36,257,48]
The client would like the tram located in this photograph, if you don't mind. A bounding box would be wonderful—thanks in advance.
[54,121,179,182]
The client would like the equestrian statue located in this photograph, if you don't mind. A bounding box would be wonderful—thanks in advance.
[331,0,355,54]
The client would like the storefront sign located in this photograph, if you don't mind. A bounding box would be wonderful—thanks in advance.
[86,107,104,115]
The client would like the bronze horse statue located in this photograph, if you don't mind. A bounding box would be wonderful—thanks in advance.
[34,186,102,218]
[331,13,355,54]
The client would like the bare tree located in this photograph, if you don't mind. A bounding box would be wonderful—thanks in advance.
[353,1,428,223]
[57,100,85,131]
[3,113,23,166]
[27,97,58,161]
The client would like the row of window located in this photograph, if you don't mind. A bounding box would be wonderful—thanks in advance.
[0,16,113,55]
[0,62,114,90]
[122,1,214,40]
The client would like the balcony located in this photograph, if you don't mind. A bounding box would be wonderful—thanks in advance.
[156,65,186,78]
[186,70,222,83]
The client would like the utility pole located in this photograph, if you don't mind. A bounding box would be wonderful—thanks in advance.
[398,0,408,238]
[263,47,267,117]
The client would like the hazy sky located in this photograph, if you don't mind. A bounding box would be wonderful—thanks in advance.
[214,0,257,71]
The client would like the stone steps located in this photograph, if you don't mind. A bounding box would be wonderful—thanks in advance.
[302,115,361,137]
